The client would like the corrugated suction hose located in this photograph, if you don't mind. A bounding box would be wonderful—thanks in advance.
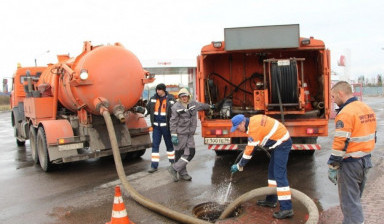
[103,109,318,224]
[218,187,319,224]
[102,109,210,224]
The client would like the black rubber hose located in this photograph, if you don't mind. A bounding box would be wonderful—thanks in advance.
[274,70,285,124]
[209,72,253,95]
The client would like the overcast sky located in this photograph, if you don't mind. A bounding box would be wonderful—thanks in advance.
[1,0,383,83]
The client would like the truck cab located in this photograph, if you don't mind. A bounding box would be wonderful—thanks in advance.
[11,65,46,146]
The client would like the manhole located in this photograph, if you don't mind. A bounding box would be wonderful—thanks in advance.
[192,202,242,222]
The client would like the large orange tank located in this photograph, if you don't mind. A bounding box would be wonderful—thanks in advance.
[37,42,151,116]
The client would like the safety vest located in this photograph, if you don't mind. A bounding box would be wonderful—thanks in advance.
[331,100,376,159]
[154,98,167,116]
[243,115,290,159]
[153,98,167,126]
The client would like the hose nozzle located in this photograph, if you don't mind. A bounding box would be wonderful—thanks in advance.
[113,104,126,123]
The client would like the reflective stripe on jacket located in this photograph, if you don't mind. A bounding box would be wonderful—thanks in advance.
[243,115,290,160]
[146,92,175,127]
[331,99,376,159]
[169,100,210,136]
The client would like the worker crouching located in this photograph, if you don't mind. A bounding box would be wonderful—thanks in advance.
[168,88,213,181]
[230,114,294,219]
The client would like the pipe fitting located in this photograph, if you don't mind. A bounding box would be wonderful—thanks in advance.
[313,101,325,110]
[94,97,110,115]
[113,104,126,123]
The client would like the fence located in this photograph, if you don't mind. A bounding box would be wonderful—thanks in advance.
[354,86,383,96]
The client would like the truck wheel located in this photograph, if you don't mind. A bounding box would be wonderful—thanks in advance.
[37,127,52,172]
[214,150,235,156]
[29,126,39,164]
[126,149,146,160]
[14,127,25,146]
[136,149,146,157]
[16,139,26,147]
[302,150,315,156]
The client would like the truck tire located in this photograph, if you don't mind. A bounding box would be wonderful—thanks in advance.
[299,150,315,156]
[125,149,146,160]
[29,126,39,164]
[14,126,26,146]
[37,127,52,172]
[214,150,229,156]
[16,139,26,147]
[136,149,146,157]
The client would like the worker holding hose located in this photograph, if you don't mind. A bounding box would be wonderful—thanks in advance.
[168,88,213,181]
[327,81,376,224]
[230,114,293,219]
[145,83,176,173]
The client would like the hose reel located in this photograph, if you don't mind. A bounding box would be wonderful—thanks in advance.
[270,60,298,104]
[263,58,306,112]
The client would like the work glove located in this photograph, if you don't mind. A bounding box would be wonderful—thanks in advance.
[171,135,179,146]
[230,164,239,173]
[134,106,146,114]
[328,167,338,185]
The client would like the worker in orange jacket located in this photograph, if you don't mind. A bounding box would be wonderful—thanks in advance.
[328,81,376,224]
[230,114,293,219]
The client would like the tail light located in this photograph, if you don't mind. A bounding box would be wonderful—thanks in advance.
[207,129,229,135]
[306,128,319,134]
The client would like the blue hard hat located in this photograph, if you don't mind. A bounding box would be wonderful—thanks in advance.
[230,114,245,132]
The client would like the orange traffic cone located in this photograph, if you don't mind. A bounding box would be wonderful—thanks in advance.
[106,185,133,224]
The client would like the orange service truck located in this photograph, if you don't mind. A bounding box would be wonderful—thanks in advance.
[197,24,331,155]
[10,41,154,171]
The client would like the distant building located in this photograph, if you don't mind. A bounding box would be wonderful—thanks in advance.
[142,59,196,100]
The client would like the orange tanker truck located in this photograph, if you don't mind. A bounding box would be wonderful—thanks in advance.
[197,24,330,155]
[10,41,154,171]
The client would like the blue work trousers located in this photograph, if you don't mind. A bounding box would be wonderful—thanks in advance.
[151,125,174,169]
[265,139,293,211]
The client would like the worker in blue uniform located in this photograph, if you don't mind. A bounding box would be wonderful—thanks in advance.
[145,83,176,173]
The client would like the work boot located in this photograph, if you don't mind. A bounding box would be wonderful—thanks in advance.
[148,167,158,173]
[256,200,277,208]
[179,174,192,181]
[273,209,294,219]
[167,166,179,182]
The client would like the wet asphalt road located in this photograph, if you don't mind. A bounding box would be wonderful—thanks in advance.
[0,96,383,224]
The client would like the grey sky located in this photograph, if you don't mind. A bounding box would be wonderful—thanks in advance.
[1,0,383,81]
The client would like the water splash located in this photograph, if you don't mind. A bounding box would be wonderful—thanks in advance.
[223,181,232,203]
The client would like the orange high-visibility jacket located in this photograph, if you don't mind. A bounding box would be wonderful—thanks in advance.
[242,115,290,161]
[331,99,376,159]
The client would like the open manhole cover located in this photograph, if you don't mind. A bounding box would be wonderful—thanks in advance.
[192,202,242,222]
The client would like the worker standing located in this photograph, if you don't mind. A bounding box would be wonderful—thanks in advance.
[230,114,294,219]
[327,81,376,224]
[167,88,213,181]
[145,83,176,173]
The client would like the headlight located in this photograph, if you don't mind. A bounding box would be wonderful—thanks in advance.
[80,69,89,80]
[212,41,222,48]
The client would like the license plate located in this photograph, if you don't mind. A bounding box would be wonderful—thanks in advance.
[58,142,84,151]
[204,138,231,144]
